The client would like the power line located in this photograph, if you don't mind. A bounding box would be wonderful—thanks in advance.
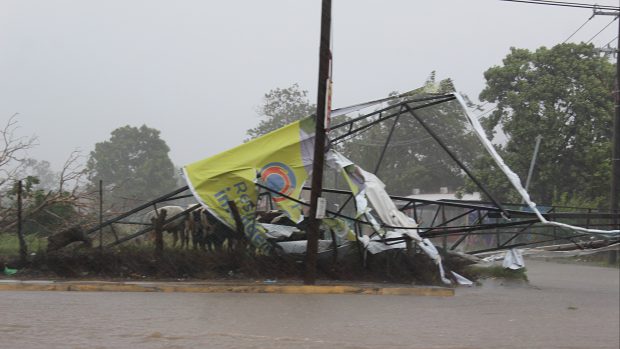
[345,136,434,147]
[499,0,619,11]
[562,15,593,43]
[475,106,498,120]
[586,16,619,43]
[476,101,490,110]
[605,35,619,46]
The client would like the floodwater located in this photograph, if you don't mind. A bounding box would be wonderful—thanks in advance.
[0,260,618,349]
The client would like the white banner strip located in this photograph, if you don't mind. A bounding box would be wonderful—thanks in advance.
[454,93,619,237]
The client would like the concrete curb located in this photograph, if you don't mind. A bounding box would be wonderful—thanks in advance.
[0,280,454,296]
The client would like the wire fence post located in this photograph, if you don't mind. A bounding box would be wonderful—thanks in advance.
[441,205,448,251]
[99,180,103,251]
[16,180,27,265]
[154,209,166,260]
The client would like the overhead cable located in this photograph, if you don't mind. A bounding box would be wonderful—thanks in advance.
[604,35,618,46]
[499,0,619,11]
[474,106,498,120]
[586,15,619,43]
[562,15,593,43]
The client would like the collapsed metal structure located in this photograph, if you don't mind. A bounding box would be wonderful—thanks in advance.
[83,93,620,254]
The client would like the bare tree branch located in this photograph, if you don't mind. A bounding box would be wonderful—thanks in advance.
[0,149,97,233]
[0,113,38,190]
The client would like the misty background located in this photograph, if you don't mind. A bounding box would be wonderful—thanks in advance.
[1,0,618,170]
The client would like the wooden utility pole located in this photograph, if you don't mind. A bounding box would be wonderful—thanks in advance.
[305,0,332,285]
[524,135,543,192]
[592,7,620,263]
[610,20,619,264]
[612,18,619,225]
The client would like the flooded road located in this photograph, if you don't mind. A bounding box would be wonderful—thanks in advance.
[0,260,618,349]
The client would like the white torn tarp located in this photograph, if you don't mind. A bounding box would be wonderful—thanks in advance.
[358,235,370,248]
[326,149,451,285]
[480,243,619,261]
[366,231,407,254]
[418,238,451,285]
[502,249,525,270]
[325,150,369,216]
[361,169,422,240]
[356,168,451,284]
[454,93,619,237]
[260,223,300,240]
[451,271,474,286]
[276,240,334,254]
[330,86,429,118]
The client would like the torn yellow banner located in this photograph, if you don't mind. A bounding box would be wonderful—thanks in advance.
[183,117,315,253]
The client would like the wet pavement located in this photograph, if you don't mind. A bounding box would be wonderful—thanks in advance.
[0,260,618,349]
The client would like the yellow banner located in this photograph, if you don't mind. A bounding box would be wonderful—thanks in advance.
[183,117,315,253]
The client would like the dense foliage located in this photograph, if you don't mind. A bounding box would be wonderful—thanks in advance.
[87,125,177,209]
[474,43,615,206]
[246,84,316,139]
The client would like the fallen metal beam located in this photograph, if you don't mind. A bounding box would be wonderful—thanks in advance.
[84,186,189,236]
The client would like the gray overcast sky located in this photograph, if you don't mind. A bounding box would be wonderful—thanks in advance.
[1,0,618,171]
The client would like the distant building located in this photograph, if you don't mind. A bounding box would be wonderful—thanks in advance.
[408,188,481,202]
[403,189,484,251]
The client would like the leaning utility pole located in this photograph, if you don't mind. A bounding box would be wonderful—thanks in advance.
[612,16,619,225]
[305,0,332,285]
[591,3,620,225]
[524,135,543,193]
[611,15,619,264]
[593,7,620,264]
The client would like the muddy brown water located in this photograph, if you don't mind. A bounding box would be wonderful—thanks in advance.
[0,260,618,349]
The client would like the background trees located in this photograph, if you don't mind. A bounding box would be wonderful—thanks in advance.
[336,73,479,196]
[475,43,615,206]
[249,43,615,208]
[246,84,316,139]
[246,74,478,197]
[1,116,90,235]
[87,125,177,210]
[1,118,179,238]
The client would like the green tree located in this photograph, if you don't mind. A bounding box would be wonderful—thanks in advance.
[475,43,614,205]
[87,125,177,208]
[246,83,316,139]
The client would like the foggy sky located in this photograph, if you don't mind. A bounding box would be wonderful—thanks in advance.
[1,0,618,172]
